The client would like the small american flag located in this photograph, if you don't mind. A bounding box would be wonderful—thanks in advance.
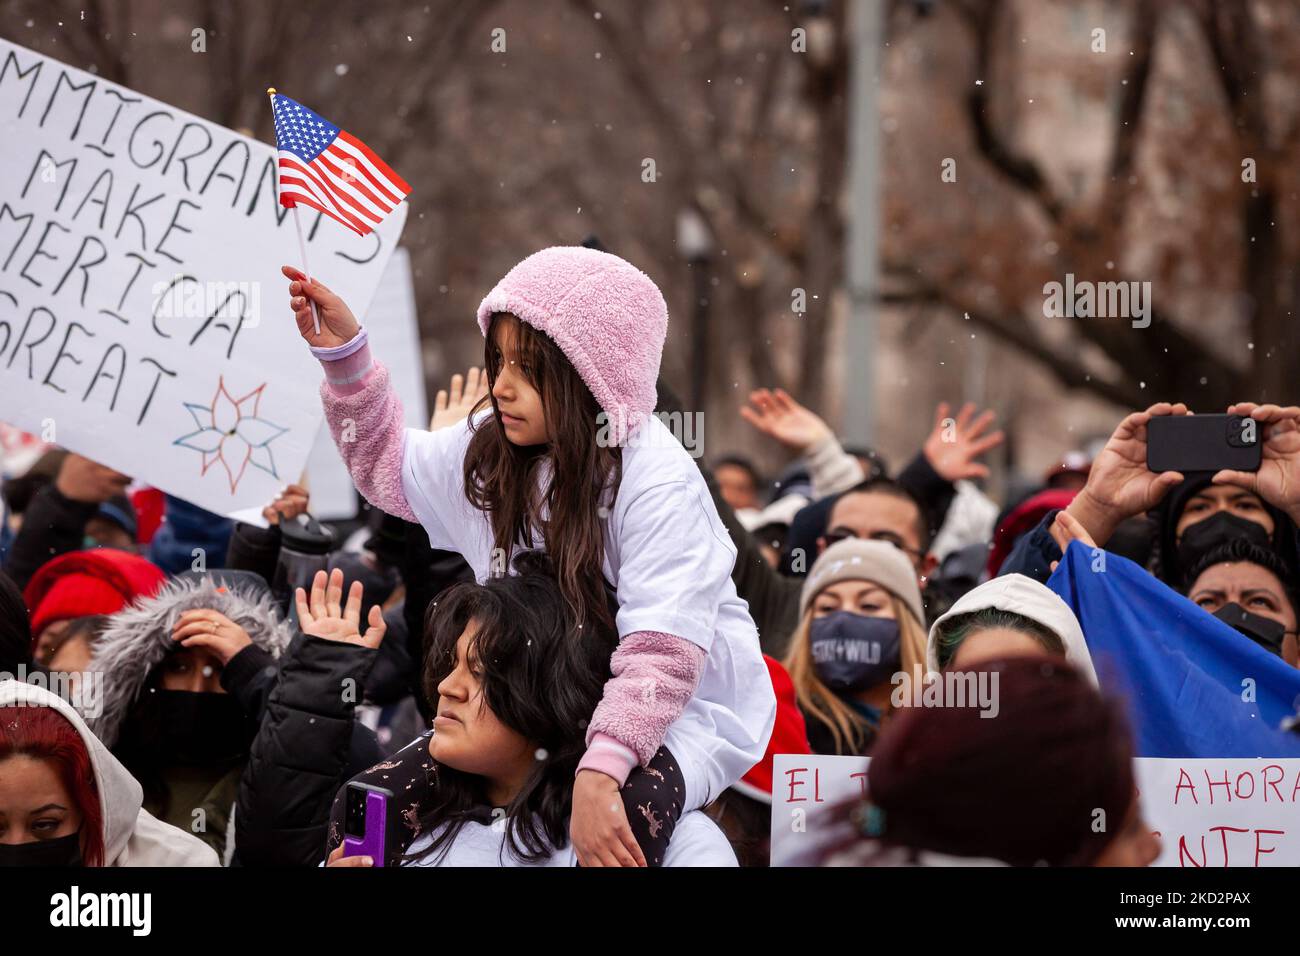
[269,92,411,237]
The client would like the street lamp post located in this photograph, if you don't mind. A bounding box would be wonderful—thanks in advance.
[677,207,715,415]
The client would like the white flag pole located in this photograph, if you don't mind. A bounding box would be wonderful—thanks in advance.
[268,87,321,336]
[291,205,321,336]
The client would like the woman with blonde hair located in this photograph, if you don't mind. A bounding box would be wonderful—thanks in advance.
[782,539,927,755]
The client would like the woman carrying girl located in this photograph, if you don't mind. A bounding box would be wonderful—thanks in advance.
[325,552,736,866]
[285,246,774,865]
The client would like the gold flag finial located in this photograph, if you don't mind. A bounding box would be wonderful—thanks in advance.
[266,87,277,97]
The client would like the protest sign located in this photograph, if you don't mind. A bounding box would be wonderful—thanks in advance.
[0,38,406,518]
[1135,758,1300,867]
[306,246,427,520]
[770,754,1300,867]
[769,754,870,867]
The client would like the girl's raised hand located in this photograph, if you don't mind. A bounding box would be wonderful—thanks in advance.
[282,265,359,348]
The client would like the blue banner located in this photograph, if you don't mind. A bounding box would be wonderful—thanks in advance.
[1047,541,1300,757]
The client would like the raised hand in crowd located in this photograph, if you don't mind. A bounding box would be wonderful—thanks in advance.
[172,608,253,664]
[262,483,311,526]
[295,568,387,649]
[1064,402,1191,547]
[55,451,131,503]
[430,367,488,431]
[283,265,359,348]
[1214,403,1300,525]
[738,387,833,453]
[921,401,1005,482]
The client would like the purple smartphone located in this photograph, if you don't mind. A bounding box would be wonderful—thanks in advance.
[342,782,392,866]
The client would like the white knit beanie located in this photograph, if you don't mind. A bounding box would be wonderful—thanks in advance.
[799,538,925,625]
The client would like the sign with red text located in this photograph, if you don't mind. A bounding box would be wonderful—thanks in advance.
[770,754,1300,867]
[0,38,406,517]
[1135,758,1300,868]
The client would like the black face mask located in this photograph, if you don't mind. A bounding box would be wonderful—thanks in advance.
[121,689,251,766]
[1177,511,1272,572]
[0,832,83,867]
[1213,603,1287,657]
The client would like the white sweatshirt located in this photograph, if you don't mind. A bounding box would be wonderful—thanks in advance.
[402,810,738,867]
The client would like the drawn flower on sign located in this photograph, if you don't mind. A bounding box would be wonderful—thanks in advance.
[173,377,288,493]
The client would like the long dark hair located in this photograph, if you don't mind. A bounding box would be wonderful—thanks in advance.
[464,313,623,634]
[409,551,618,864]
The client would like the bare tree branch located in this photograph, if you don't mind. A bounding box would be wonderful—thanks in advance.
[964,0,1065,223]
[1090,0,1158,237]
[882,267,1143,407]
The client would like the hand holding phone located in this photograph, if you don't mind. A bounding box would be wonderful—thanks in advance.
[1211,403,1300,525]
[1146,413,1261,474]
[1064,403,1191,547]
[342,782,392,867]
[326,845,372,867]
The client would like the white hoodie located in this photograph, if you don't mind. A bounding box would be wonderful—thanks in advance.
[925,573,1098,684]
[0,680,218,866]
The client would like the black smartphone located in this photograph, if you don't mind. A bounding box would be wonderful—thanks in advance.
[1146,414,1261,474]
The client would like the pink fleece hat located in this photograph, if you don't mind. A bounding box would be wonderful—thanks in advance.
[476,247,668,444]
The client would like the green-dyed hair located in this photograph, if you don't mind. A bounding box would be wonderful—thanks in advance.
[934,607,1064,669]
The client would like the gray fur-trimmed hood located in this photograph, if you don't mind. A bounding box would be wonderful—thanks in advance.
[85,572,294,747]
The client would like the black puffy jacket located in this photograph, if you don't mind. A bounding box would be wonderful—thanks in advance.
[232,632,385,866]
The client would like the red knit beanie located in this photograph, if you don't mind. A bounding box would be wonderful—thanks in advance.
[24,549,167,644]
[986,488,1077,577]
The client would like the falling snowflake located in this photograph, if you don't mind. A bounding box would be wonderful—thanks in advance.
[173,377,288,493]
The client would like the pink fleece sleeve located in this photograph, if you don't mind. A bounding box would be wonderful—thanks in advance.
[576,630,707,786]
[316,339,418,524]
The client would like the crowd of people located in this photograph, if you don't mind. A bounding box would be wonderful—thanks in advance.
[2,244,1298,869]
